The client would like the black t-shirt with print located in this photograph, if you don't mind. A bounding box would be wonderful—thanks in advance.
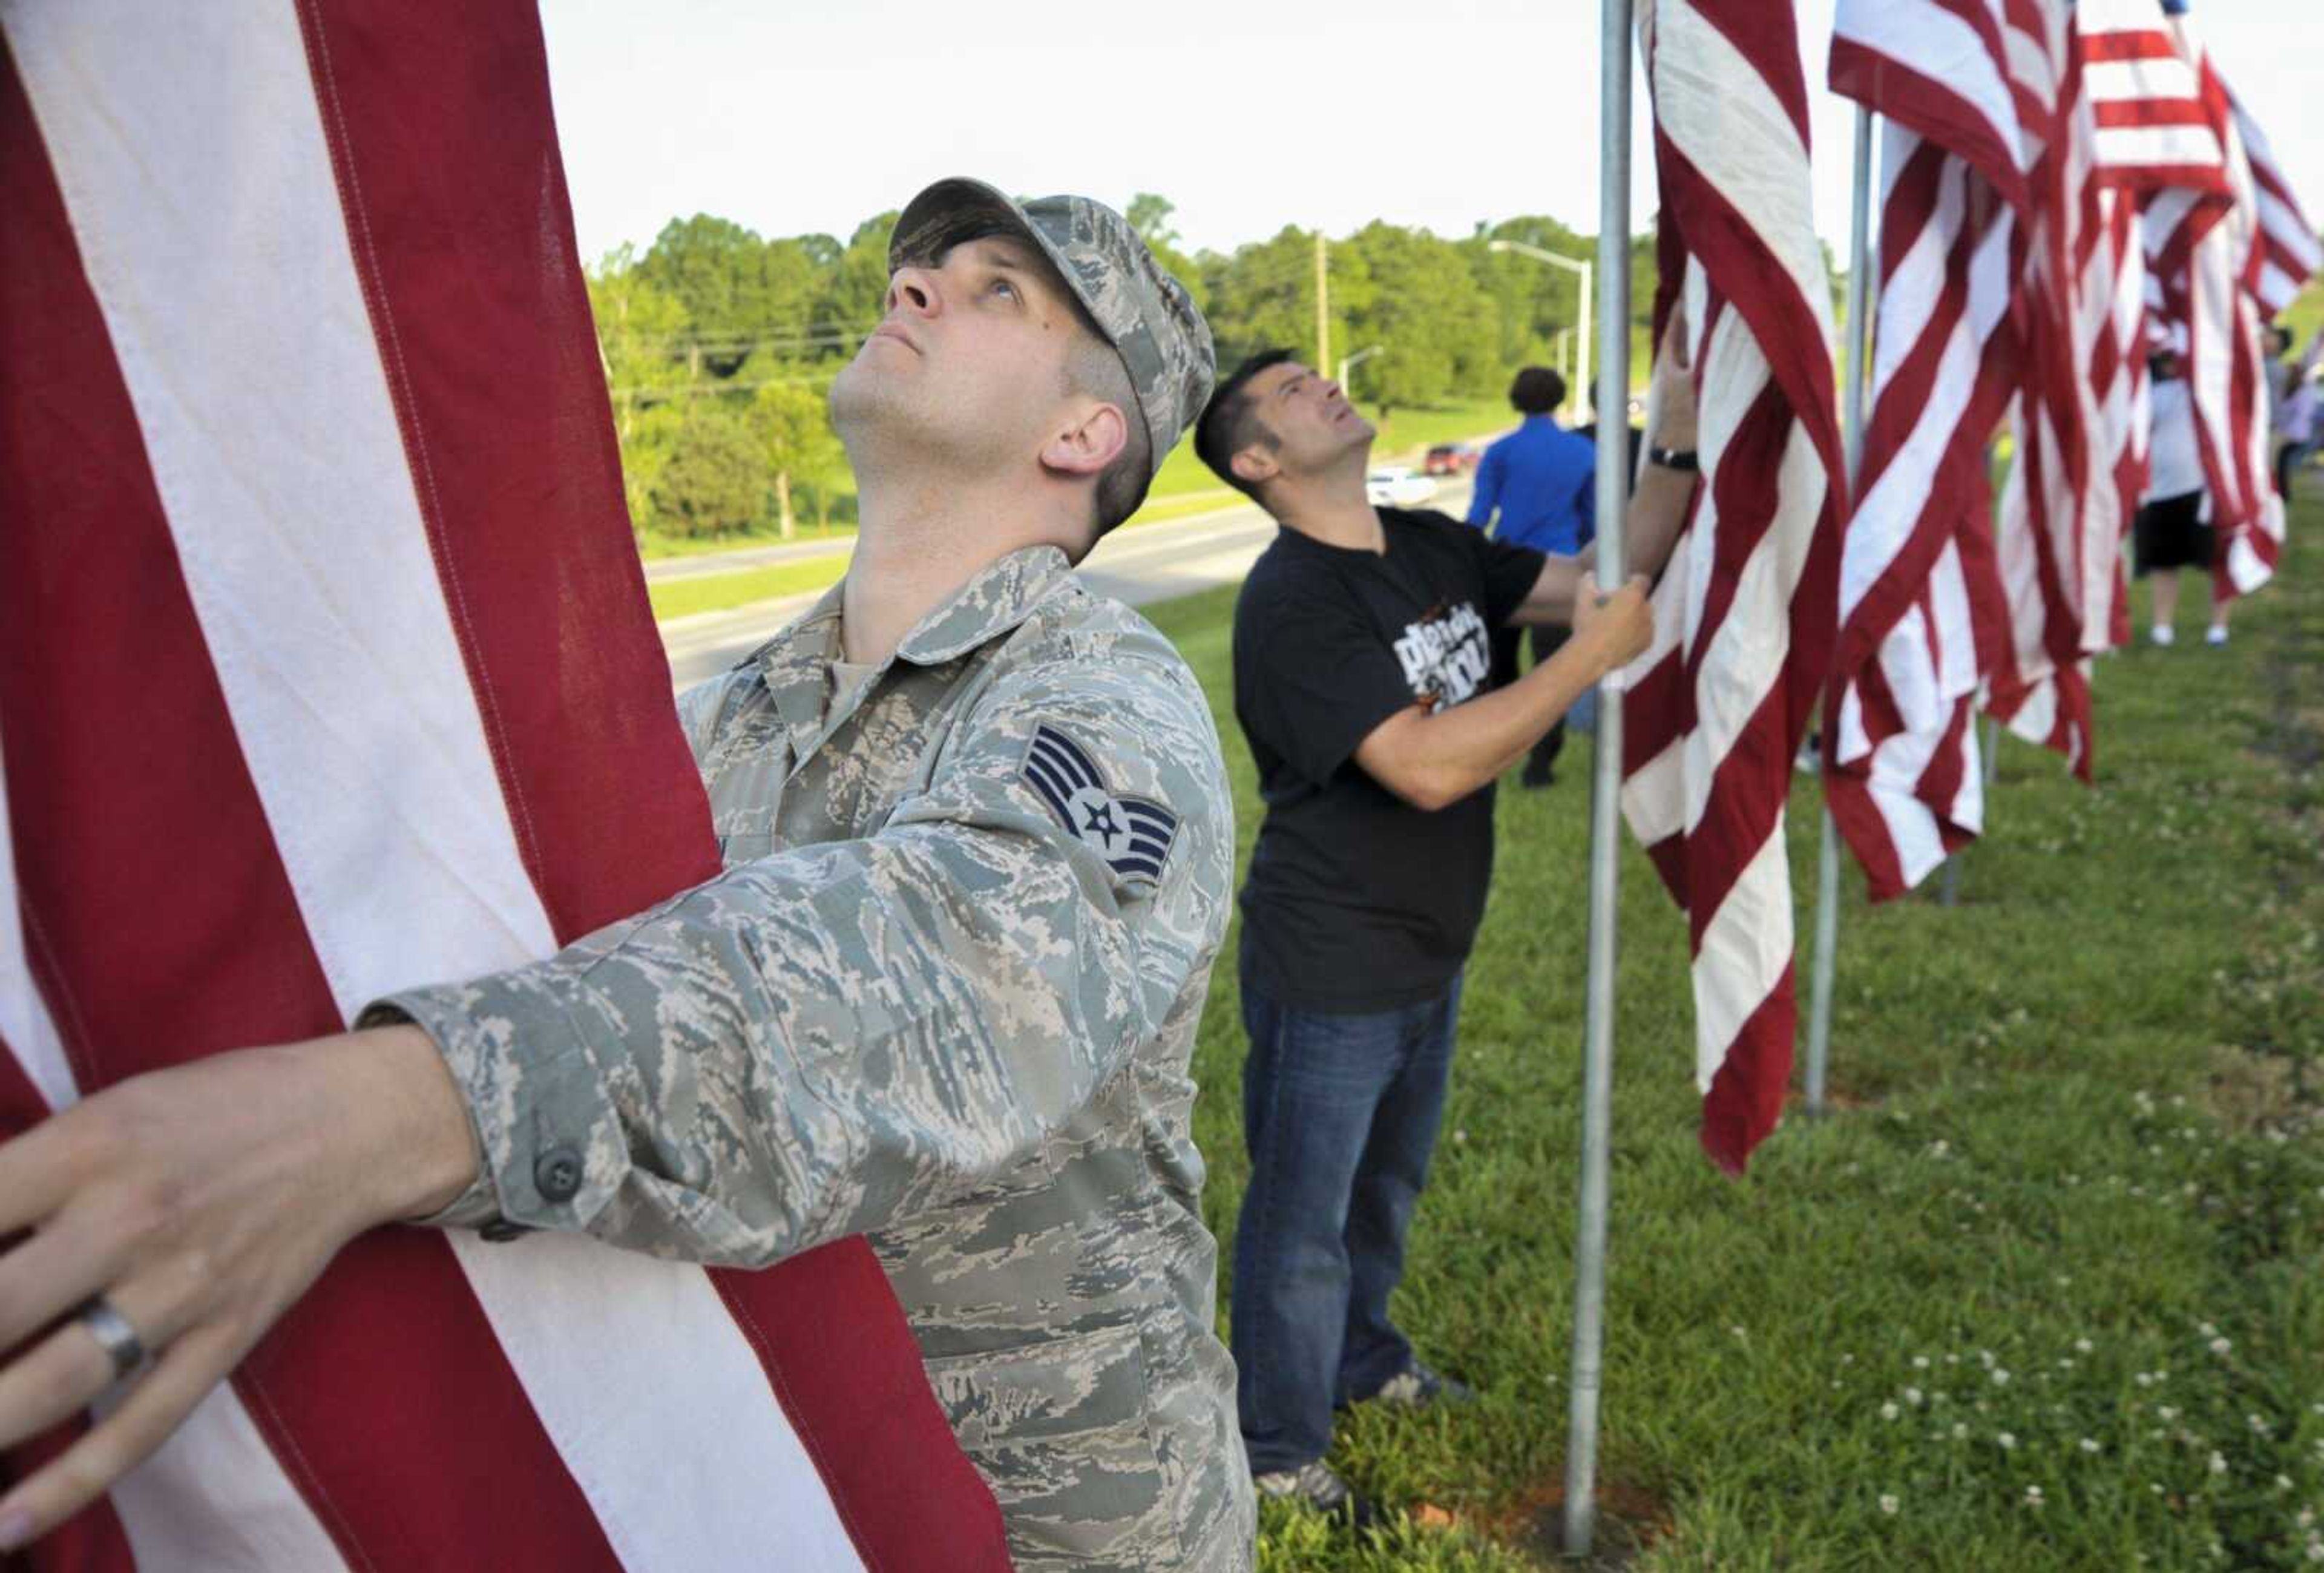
[1232,507,1547,1013]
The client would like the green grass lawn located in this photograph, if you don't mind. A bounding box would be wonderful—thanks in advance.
[1139,493,2324,1570]
[648,554,852,622]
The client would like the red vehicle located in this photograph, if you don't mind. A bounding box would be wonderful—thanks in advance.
[1423,441,1482,476]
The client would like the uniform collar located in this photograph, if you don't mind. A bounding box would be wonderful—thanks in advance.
[751,544,1072,748]
[893,543,1074,664]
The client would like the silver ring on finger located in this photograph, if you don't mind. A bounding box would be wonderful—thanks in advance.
[76,1296,148,1381]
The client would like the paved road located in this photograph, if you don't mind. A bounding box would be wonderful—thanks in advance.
[645,531,856,583]
[659,473,1480,688]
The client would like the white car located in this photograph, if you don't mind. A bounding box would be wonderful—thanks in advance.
[1365,466,1438,508]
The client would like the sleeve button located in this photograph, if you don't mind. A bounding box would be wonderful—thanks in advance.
[534,1145,584,1204]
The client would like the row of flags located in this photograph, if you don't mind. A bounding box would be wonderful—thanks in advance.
[1623,0,2317,1172]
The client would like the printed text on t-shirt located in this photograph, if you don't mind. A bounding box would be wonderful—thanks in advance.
[1393,601,1491,710]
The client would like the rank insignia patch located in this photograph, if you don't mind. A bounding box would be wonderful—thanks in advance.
[1021,724,1180,883]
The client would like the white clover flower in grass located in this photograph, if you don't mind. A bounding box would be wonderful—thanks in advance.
[2075,1338,2093,1355]
[2136,1373,2156,1388]
[2199,1321,2217,1338]
[2306,1543,2324,1565]
[2250,1414,2274,1437]
[1879,1494,1899,1516]
[1912,1355,1930,1370]
[2301,1509,2317,1529]
[2210,1452,2229,1476]
[2277,1475,2296,1492]
[1881,1402,1900,1422]
[2024,1485,2044,1508]
[1998,1432,2018,1451]
[2211,1337,2234,1357]
[2080,1438,2102,1454]
[1992,1368,2012,1387]
[1952,1422,1970,1441]
[2159,1407,2180,1422]
[1905,1387,1924,1407]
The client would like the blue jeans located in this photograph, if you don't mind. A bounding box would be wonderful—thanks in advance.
[1230,967,1462,1474]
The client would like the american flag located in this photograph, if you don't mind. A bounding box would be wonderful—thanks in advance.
[2231,89,2323,317]
[1624,0,1845,1172]
[1821,0,2032,898]
[2084,0,2284,602]
[1986,0,2121,777]
[0,5,1008,1569]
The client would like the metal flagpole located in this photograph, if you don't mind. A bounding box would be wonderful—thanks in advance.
[1561,0,1632,1553]
[1804,104,1879,1116]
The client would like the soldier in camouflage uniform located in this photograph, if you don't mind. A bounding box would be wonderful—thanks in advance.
[0,181,1256,1571]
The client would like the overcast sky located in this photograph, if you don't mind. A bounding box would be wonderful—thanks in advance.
[541,2,2322,266]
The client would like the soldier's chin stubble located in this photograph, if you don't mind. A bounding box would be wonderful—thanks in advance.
[829,366,910,464]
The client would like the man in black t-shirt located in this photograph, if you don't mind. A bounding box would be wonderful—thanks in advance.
[1192,341,1698,1525]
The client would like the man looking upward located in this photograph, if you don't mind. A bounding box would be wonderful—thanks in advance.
[0,180,1253,1572]
[1192,329,1699,1524]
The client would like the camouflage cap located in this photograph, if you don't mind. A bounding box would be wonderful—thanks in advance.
[891,178,1215,490]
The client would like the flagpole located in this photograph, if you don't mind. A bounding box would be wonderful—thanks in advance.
[1805,104,1879,1116]
[1562,0,1633,1554]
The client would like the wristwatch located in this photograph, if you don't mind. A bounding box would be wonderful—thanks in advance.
[1647,445,1699,473]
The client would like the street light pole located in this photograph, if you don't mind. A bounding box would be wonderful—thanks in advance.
[1488,238,1593,422]
[1314,231,1331,383]
[1338,344,1385,392]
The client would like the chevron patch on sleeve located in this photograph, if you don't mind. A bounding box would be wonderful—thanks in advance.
[1020,724,1180,884]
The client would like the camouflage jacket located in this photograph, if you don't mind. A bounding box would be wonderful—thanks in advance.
[379,546,1255,1571]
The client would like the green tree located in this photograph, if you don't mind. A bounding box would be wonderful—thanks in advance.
[1126,192,1180,247]
[638,214,773,373]
[1198,225,1366,374]
[1468,217,1592,378]
[1339,223,1495,420]
[1124,192,1208,312]
[649,404,763,539]
[585,245,692,531]
[815,211,899,354]
[751,379,843,540]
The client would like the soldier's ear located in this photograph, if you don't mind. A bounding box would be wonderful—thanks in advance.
[1042,401,1129,480]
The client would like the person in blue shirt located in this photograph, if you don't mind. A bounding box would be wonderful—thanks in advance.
[1468,366,1597,786]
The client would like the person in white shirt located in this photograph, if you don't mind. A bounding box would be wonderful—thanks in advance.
[2134,349,2230,648]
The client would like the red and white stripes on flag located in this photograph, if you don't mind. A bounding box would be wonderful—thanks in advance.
[2231,90,2323,317]
[2084,0,2282,602]
[1821,0,2031,899]
[1987,0,2119,775]
[1624,0,1845,1173]
[2078,0,2230,192]
[0,6,1009,1570]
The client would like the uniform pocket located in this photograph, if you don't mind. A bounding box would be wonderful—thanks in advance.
[922,1324,1180,1569]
